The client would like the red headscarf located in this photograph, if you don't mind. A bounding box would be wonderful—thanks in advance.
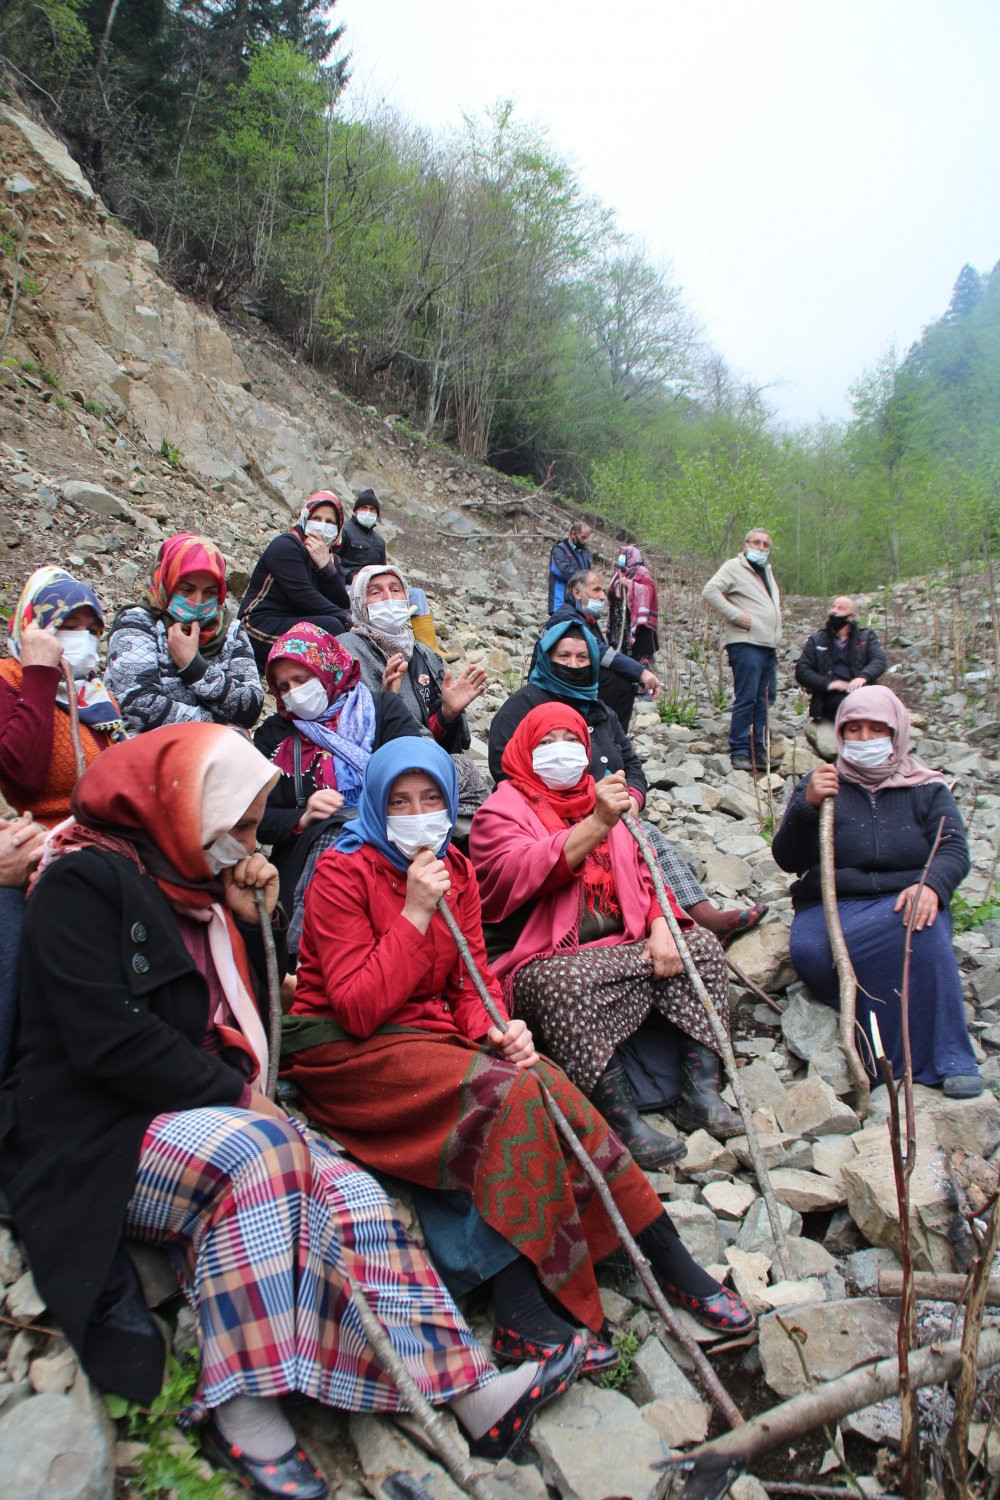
[501,703,617,917]
[144,533,227,643]
[265,622,360,717]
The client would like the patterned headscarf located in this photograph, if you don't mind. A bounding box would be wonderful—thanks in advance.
[296,491,344,536]
[143,533,227,646]
[45,724,278,1080]
[265,624,374,804]
[349,563,415,662]
[336,737,458,874]
[835,685,947,792]
[7,567,124,737]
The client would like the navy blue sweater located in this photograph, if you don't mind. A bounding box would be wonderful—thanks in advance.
[772,774,970,911]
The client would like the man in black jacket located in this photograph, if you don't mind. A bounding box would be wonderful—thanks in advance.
[794,596,886,757]
[339,489,387,582]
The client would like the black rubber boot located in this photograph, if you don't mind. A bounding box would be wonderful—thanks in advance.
[671,1042,743,1140]
[589,1060,686,1168]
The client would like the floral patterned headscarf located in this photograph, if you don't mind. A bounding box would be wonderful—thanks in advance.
[6,567,124,737]
[265,623,374,804]
[264,623,360,716]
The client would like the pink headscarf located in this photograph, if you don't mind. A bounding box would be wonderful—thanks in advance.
[835,685,946,792]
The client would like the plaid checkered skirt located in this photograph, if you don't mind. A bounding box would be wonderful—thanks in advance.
[123,1107,494,1411]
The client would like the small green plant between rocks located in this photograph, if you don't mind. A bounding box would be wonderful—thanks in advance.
[105,1351,235,1499]
[160,438,182,467]
[657,695,698,729]
[951,884,1000,934]
[599,1325,640,1391]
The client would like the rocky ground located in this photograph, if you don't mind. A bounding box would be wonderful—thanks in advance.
[2,98,1000,1500]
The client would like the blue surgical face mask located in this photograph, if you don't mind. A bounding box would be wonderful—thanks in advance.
[745,547,770,566]
[616,554,627,569]
[582,597,605,618]
[842,737,893,768]
[168,593,218,626]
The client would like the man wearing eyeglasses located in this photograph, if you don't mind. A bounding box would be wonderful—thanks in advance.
[702,528,782,772]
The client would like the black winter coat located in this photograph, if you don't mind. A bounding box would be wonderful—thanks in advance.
[338,516,387,582]
[488,685,648,799]
[771,775,969,911]
[239,532,351,662]
[0,850,275,1403]
[794,624,886,720]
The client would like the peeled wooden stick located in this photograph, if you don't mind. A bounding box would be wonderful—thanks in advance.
[435,897,744,1430]
[252,887,284,1101]
[818,798,870,1118]
[876,1270,1000,1306]
[659,1327,1000,1482]
[61,660,87,780]
[621,813,791,1281]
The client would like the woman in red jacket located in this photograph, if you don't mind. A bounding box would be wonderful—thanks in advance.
[285,739,753,1367]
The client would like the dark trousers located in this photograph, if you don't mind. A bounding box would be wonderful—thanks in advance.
[726,643,777,761]
[0,885,25,1082]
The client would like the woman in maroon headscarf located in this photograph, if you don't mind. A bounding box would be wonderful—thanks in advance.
[773,685,980,1097]
[606,544,659,732]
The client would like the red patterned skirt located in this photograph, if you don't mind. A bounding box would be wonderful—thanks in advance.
[285,1034,662,1332]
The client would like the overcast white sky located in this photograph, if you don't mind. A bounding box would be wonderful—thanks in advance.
[336,0,1000,428]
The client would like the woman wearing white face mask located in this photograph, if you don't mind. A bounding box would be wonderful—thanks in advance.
[340,565,489,823]
[0,567,126,828]
[253,623,422,918]
[773,685,981,1098]
[471,704,744,1162]
[239,492,352,670]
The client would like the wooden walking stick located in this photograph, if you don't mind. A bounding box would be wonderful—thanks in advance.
[61,661,87,780]
[818,799,870,1118]
[252,886,284,1101]
[435,897,744,1430]
[621,812,791,1280]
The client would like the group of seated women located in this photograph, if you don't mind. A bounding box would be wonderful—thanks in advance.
[0,495,984,1496]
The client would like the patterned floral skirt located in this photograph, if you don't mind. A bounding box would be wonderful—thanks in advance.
[512,929,731,1094]
[123,1107,494,1411]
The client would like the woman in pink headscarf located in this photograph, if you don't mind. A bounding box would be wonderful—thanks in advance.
[606,545,659,733]
[772,685,980,1097]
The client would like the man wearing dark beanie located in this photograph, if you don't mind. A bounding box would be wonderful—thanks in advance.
[340,489,387,582]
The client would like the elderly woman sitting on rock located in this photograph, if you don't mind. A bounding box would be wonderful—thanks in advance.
[772,685,981,1097]
[106,533,262,735]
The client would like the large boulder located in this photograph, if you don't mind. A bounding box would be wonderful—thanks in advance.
[759,1298,899,1398]
[724,920,796,991]
[0,1392,112,1500]
[531,1383,667,1500]
[842,1132,968,1272]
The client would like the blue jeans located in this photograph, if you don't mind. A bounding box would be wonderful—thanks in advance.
[0,885,25,1082]
[726,643,777,761]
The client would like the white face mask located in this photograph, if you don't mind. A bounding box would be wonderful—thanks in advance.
[842,737,893,768]
[616,554,627,569]
[304,519,339,544]
[745,547,770,566]
[282,677,329,721]
[57,629,99,679]
[582,597,604,618]
[355,509,378,529]
[385,809,453,862]
[532,741,590,789]
[204,832,248,876]
[368,599,411,634]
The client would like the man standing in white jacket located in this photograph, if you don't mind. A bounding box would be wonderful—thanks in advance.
[702,528,782,771]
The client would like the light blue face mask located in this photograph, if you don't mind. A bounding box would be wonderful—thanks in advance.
[745,547,770,566]
[582,598,605,618]
[168,593,218,626]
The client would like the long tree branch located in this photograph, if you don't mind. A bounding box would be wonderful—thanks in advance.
[622,813,791,1279]
[818,798,871,1117]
